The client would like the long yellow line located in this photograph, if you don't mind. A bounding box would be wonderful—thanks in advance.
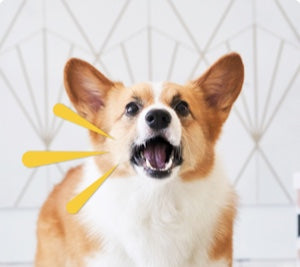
[22,151,107,167]
[53,103,114,139]
[66,165,118,214]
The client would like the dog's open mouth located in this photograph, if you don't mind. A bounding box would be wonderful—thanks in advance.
[130,136,182,178]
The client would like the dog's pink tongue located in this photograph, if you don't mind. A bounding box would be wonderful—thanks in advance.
[144,143,167,169]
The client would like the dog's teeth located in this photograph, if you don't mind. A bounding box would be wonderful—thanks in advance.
[145,159,153,170]
[166,157,173,169]
[164,157,173,170]
[145,153,174,172]
[159,156,173,171]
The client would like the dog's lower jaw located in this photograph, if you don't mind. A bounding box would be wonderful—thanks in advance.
[133,165,182,185]
[78,156,235,267]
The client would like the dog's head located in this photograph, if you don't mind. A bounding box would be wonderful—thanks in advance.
[64,53,244,180]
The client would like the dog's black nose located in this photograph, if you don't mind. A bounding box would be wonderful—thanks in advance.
[145,109,171,130]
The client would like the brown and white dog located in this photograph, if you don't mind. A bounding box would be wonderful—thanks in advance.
[35,53,244,267]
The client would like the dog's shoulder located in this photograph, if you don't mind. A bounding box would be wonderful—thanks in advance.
[39,165,82,219]
[36,165,101,266]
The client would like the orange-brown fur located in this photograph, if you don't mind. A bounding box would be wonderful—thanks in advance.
[36,53,244,266]
[35,166,100,267]
[209,193,238,265]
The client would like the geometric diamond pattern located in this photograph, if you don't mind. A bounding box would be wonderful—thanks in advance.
[0,0,300,264]
[0,0,299,209]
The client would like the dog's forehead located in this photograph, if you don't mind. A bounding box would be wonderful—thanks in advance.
[159,82,183,104]
[128,82,182,105]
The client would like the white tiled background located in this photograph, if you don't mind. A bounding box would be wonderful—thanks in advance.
[0,0,299,266]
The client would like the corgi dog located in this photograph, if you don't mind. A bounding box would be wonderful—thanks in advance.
[35,53,244,267]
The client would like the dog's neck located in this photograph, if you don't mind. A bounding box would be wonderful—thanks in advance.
[76,156,232,267]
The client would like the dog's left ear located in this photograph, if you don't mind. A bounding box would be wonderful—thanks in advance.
[64,58,117,121]
[193,52,244,140]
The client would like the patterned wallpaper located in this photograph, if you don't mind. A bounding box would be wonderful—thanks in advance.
[0,0,299,264]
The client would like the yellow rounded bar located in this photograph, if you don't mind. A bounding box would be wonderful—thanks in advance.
[53,103,114,139]
[66,165,118,214]
[22,151,107,167]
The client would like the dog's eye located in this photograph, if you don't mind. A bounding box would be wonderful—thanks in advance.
[125,102,140,116]
[175,101,189,116]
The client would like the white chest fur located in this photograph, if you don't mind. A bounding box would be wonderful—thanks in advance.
[78,158,232,267]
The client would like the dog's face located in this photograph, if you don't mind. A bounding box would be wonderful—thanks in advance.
[64,53,244,180]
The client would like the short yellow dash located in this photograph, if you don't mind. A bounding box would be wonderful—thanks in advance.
[66,165,118,214]
[53,103,114,139]
[22,151,107,168]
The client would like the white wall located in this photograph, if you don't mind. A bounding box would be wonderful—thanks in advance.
[0,0,299,264]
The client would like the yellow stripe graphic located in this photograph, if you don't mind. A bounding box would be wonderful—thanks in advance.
[22,151,107,167]
[53,103,114,139]
[66,165,118,214]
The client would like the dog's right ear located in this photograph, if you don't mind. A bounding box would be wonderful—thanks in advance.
[64,58,115,120]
